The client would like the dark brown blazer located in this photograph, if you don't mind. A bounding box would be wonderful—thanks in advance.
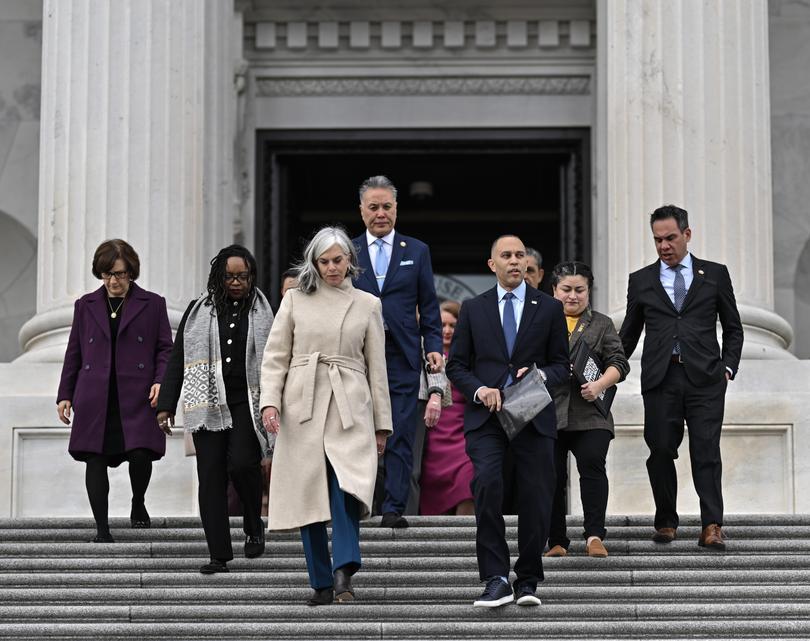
[552,308,630,434]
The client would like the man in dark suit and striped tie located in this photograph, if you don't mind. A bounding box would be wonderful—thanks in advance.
[620,205,744,551]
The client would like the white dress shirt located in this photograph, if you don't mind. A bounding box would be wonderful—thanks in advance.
[659,252,693,305]
[366,229,395,283]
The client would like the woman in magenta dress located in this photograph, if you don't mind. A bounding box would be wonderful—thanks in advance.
[419,301,474,516]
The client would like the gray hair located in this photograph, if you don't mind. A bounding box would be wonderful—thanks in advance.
[525,247,543,267]
[295,226,361,294]
[359,175,397,202]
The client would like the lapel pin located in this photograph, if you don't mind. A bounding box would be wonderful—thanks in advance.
[531,300,537,305]
[400,241,406,247]
[698,269,704,275]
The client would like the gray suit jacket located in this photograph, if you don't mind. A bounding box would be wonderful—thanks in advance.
[552,309,630,435]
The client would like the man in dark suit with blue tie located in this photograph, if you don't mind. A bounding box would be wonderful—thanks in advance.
[353,175,443,529]
[620,205,743,551]
[446,235,569,608]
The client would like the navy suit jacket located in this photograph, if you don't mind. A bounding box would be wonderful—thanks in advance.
[446,284,570,438]
[353,231,442,372]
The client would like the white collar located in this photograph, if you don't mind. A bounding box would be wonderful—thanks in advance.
[660,252,692,274]
[366,229,396,248]
[497,280,526,302]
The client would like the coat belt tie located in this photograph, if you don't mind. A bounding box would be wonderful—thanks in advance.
[290,352,367,430]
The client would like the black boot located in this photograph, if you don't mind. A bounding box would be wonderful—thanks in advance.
[200,559,229,575]
[334,567,355,602]
[307,587,334,606]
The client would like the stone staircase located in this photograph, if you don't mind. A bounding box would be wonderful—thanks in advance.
[0,515,809,640]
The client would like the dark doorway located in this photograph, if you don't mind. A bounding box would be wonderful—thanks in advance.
[256,129,590,307]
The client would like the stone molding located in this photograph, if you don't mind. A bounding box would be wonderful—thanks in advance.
[250,19,594,53]
[255,75,590,97]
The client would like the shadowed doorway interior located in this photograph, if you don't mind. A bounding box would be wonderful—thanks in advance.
[256,129,590,308]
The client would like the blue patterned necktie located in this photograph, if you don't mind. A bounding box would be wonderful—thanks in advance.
[503,292,517,384]
[673,264,686,355]
[374,238,388,290]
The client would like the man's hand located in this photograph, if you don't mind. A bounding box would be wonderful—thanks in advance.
[477,387,502,412]
[426,352,443,373]
[156,411,174,435]
[262,406,281,434]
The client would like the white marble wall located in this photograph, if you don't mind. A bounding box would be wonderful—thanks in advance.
[0,0,41,361]
[770,0,810,358]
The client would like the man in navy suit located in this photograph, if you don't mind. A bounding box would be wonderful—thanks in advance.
[353,175,443,529]
[446,235,569,608]
[620,205,743,550]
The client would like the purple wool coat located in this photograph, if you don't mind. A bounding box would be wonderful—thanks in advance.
[57,283,174,460]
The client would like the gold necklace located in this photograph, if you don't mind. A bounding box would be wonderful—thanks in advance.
[107,297,125,319]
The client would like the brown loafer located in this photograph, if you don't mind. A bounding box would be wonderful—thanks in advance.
[586,538,608,558]
[652,527,677,543]
[544,545,568,557]
[698,523,726,551]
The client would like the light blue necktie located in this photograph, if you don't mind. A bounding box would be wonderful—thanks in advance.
[672,264,686,355]
[374,238,388,291]
[503,292,517,385]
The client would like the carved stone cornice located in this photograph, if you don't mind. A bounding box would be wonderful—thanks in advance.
[255,75,590,97]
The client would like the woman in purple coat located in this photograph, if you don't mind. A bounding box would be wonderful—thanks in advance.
[57,239,173,542]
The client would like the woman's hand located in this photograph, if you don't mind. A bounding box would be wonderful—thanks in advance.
[149,383,161,408]
[262,406,281,434]
[57,400,72,425]
[375,431,387,457]
[424,393,442,428]
[426,352,443,373]
[156,411,174,435]
[580,381,604,402]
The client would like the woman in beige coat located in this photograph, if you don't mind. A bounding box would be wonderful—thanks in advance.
[260,226,392,606]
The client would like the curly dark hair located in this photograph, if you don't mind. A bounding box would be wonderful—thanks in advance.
[204,244,258,313]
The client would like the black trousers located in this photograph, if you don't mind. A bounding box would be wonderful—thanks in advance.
[193,402,263,562]
[548,429,612,549]
[465,417,555,588]
[643,362,727,529]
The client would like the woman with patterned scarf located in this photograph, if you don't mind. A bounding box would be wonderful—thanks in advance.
[157,245,275,574]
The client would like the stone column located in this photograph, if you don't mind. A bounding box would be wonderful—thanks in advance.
[596,0,793,358]
[17,0,238,361]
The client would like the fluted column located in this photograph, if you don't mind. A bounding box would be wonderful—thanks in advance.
[596,0,793,358]
[18,0,238,361]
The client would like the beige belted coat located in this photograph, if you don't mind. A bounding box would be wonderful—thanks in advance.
[259,277,393,531]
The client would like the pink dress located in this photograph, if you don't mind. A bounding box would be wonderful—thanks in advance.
[419,383,474,515]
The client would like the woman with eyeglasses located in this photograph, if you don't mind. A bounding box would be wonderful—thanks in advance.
[157,245,275,574]
[544,261,629,559]
[57,239,173,542]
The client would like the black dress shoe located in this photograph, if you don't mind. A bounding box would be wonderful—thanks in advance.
[244,532,265,559]
[307,587,334,606]
[200,559,229,575]
[91,533,115,543]
[334,567,355,602]
[380,512,408,528]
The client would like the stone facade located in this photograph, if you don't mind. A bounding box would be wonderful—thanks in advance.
[0,0,809,518]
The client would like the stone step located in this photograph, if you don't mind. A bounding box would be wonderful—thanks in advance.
[1,619,809,640]
[2,584,809,604]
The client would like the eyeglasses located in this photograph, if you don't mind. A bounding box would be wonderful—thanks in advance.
[101,270,129,281]
[224,272,251,283]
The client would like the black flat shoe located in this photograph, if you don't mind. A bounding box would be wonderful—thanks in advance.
[130,503,151,529]
[380,512,408,528]
[307,587,334,606]
[200,559,229,575]
[334,567,355,602]
[91,533,115,543]
[244,533,265,559]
